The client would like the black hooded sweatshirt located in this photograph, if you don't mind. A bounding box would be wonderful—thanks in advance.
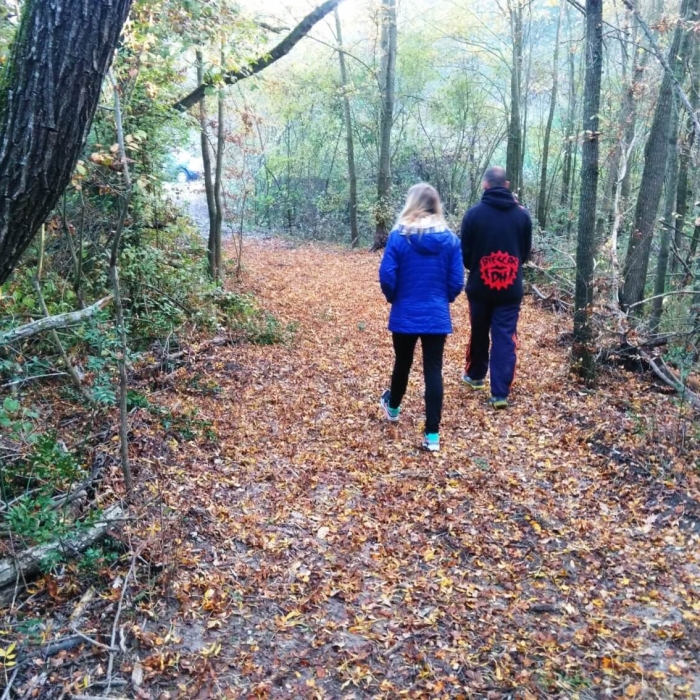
[460,187,532,304]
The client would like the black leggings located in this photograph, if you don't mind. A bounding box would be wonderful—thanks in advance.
[389,333,446,434]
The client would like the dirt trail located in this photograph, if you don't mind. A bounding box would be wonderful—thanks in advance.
[146,239,700,698]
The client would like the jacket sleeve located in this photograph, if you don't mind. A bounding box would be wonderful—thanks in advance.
[448,238,465,303]
[460,212,473,270]
[522,210,533,264]
[379,234,398,303]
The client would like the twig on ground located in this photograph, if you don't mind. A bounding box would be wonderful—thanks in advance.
[104,548,138,694]
[1,666,19,700]
[2,371,68,388]
[19,635,85,665]
[68,628,119,653]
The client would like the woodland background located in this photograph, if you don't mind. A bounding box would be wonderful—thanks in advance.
[0,0,700,697]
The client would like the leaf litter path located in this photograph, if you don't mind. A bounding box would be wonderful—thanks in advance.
[148,239,700,699]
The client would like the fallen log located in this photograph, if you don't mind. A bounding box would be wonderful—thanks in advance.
[0,503,124,606]
[640,350,700,410]
[0,296,112,346]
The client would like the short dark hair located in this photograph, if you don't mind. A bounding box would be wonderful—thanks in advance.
[484,166,508,188]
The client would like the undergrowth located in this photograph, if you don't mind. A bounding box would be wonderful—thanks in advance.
[0,218,288,574]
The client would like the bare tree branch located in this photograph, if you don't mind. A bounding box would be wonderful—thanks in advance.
[174,0,342,111]
[255,20,289,33]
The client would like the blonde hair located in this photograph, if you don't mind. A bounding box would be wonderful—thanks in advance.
[396,183,448,232]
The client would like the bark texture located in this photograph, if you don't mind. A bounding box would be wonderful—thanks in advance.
[0,0,133,285]
[572,0,603,383]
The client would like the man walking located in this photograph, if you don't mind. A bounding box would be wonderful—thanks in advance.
[460,166,532,409]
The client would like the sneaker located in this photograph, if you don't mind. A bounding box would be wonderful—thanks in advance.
[380,390,400,422]
[422,433,440,452]
[461,374,486,390]
[488,396,508,410]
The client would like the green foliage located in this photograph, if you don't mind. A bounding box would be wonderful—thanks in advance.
[6,491,67,545]
[0,413,89,550]
[77,542,121,575]
[25,432,81,487]
[0,396,38,442]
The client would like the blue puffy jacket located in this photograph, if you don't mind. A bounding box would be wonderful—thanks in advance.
[379,227,464,334]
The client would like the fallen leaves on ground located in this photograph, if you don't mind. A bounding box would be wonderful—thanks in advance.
[8,238,700,699]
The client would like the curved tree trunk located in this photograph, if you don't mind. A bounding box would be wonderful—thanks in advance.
[571,0,603,384]
[372,0,397,251]
[621,0,698,312]
[0,0,133,285]
[197,51,218,279]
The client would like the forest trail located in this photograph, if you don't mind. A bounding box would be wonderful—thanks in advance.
[145,239,700,698]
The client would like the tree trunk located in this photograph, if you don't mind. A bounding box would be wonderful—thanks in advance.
[108,72,133,495]
[213,84,225,279]
[536,0,564,230]
[506,0,523,196]
[621,0,698,312]
[372,0,397,251]
[0,0,133,285]
[334,8,359,249]
[571,0,603,383]
[650,96,680,333]
[197,52,219,280]
[674,35,700,269]
[560,7,579,223]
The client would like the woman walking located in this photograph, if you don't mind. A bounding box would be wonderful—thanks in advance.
[378,183,464,452]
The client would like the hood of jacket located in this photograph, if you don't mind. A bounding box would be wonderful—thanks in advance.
[403,229,456,256]
[481,186,517,211]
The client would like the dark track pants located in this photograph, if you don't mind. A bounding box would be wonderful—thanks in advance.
[464,297,520,399]
[389,333,446,434]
